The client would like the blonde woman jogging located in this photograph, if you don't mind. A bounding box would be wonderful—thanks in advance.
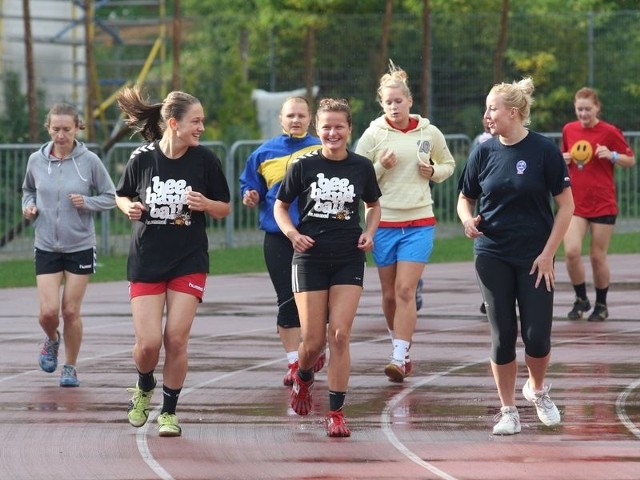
[355,60,455,382]
[457,78,574,435]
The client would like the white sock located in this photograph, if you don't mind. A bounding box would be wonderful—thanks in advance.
[392,339,410,363]
[388,328,394,344]
[286,351,298,364]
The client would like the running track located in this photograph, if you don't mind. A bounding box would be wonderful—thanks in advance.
[1,255,639,480]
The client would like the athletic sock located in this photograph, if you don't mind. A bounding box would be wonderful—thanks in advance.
[329,391,346,412]
[392,339,410,363]
[595,286,609,305]
[286,351,299,364]
[161,385,182,415]
[137,369,156,392]
[573,283,587,300]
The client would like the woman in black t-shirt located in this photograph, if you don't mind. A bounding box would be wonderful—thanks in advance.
[457,78,573,436]
[115,86,231,437]
[274,98,381,437]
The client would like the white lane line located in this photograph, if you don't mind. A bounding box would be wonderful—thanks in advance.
[136,356,285,480]
[616,378,640,439]
[381,364,475,480]
[379,324,640,479]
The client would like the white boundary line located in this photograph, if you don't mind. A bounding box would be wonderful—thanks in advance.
[616,378,640,439]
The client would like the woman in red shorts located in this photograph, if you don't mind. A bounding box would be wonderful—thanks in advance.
[115,86,231,437]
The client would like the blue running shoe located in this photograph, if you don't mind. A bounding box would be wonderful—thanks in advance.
[60,365,79,387]
[415,278,424,311]
[39,331,60,373]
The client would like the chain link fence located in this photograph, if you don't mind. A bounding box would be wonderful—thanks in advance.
[1,132,638,259]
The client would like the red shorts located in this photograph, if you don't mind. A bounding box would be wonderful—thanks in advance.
[129,273,207,302]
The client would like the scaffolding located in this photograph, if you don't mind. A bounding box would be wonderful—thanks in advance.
[0,0,170,142]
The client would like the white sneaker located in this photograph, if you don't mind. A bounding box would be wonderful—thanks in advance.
[493,406,521,435]
[522,380,561,426]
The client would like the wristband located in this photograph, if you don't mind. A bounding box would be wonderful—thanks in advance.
[611,151,619,164]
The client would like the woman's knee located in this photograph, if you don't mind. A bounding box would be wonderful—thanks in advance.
[564,243,582,262]
[394,282,415,304]
[163,332,189,356]
[61,305,81,323]
[135,337,163,358]
[39,307,59,324]
[491,343,517,364]
[328,326,351,350]
[524,339,551,359]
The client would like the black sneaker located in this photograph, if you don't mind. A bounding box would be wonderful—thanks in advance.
[587,303,609,322]
[568,297,591,320]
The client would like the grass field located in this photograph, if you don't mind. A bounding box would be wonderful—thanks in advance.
[1,231,638,289]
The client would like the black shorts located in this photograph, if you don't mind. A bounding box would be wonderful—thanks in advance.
[35,247,96,276]
[292,257,365,293]
[582,214,617,225]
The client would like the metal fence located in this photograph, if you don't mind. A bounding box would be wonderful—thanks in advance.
[1,133,639,259]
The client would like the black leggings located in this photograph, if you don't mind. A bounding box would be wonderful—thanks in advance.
[475,255,554,365]
[264,232,300,329]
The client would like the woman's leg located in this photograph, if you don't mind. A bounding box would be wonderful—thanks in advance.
[475,256,519,407]
[130,294,166,374]
[517,262,561,426]
[162,290,199,389]
[326,284,361,392]
[264,233,302,356]
[377,264,397,332]
[388,260,424,343]
[59,272,90,366]
[127,293,166,428]
[36,272,63,340]
[294,290,329,371]
[589,222,614,290]
[563,216,589,287]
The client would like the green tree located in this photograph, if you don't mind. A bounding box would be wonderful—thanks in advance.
[0,72,46,144]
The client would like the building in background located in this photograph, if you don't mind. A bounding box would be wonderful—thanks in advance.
[0,0,167,140]
[0,0,85,112]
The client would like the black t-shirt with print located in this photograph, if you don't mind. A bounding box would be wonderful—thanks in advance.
[458,131,570,267]
[116,141,231,281]
[277,150,381,262]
